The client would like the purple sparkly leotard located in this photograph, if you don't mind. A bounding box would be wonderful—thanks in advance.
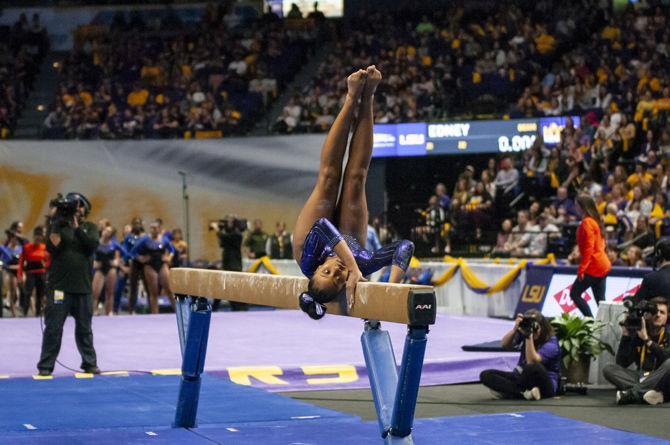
[299,218,414,278]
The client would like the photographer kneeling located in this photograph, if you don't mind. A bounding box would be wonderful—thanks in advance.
[480,310,560,400]
[603,297,670,405]
[37,193,100,376]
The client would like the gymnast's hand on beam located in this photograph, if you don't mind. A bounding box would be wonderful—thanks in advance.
[346,268,366,312]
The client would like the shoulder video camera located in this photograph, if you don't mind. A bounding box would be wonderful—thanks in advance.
[622,297,658,330]
[48,192,91,228]
[49,193,80,228]
[213,217,248,233]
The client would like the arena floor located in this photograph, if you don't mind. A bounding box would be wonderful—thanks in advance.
[1,310,669,443]
[287,383,670,441]
[0,374,667,444]
[1,311,518,390]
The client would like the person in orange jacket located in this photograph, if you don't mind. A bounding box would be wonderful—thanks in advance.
[570,194,612,317]
[19,226,50,316]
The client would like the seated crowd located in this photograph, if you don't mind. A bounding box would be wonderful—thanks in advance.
[275,1,670,133]
[404,1,670,261]
[20,1,670,141]
[412,97,670,263]
[42,3,316,139]
[275,0,608,132]
[0,13,49,139]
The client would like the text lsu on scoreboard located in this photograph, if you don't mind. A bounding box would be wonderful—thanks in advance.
[371,116,579,158]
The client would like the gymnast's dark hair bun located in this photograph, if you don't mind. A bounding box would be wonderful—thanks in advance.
[299,292,327,320]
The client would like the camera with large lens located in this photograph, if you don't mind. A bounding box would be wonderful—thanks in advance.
[622,297,658,330]
[518,315,537,336]
[49,193,79,228]
[558,377,588,395]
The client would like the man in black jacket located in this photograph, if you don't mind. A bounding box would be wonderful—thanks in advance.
[37,193,100,376]
[632,239,670,302]
[210,216,246,311]
[603,297,670,405]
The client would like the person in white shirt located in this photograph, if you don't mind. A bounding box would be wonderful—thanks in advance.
[504,210,540,256]
[495,157,519,193]
[528,213,560,257]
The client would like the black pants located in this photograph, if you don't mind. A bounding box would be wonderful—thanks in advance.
[570,274,607,317]
[603,359,670,400]
[37,290,98,373]
[22,272,46,316]
[480,364,555,399]
[658,363,670,400]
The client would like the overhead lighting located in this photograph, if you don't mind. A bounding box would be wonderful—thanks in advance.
[37,105,45,112]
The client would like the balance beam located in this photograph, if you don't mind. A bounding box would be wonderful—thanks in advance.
[170,268,435,325]
[170,267,436,444]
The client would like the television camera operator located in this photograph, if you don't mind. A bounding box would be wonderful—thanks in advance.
[603,296,670,405]
[631,239,670,303]
[209,216,247,311]
[37,193,100,377]
[480,309,561,400]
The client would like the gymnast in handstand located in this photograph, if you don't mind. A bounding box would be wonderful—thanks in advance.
[293,66,414,319]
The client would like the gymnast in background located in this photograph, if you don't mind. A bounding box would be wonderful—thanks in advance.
[92,225,125,316]
[292,66,414,320]
[130,220,176,314]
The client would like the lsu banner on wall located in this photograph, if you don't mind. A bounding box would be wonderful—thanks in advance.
[515,265,648,317]
[0,137,325,259]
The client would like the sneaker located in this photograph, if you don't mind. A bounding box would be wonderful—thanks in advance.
[522,387,541,401]
[489,389,504,399]
[643,390,664,405]
[616,390,637,405]
[37,369,52,377]
[82,366,101,375]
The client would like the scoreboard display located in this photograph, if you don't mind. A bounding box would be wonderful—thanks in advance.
[372,116,579,158]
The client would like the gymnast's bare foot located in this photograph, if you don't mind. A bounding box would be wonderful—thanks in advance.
[347,69,367,102]
[363,65,381,98]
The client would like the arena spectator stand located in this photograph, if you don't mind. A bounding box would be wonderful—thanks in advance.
[28,1,670,268]
[273,1,605,133]
[42,3,317,139]
[0,13,49,139]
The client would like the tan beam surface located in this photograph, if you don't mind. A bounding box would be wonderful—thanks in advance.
[170,268,433,325]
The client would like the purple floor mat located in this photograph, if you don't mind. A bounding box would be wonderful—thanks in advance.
[0,311,517,391]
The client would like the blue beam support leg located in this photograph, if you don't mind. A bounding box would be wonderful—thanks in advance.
[361,321,399,435]
[173,295,211,428]
[361,321,429,445]
[390,327,428,438]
